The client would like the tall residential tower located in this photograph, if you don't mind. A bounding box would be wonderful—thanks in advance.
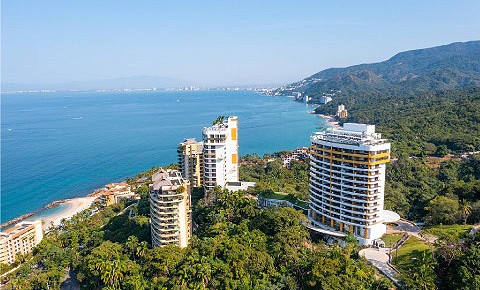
[308,123,390,244]
[150,169,192,248]
[178,138,204,188]
[202,116,239,190]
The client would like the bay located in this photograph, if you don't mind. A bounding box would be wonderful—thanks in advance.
[1,90,327,223]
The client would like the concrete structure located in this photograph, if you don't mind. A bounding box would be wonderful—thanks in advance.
[320,95,332,104]
[178,138,204,188]
[336,104,348,119]
[225,181,256,192]
[0,220,43,264]
[101,182,138,206]
[202,116,239,190]
[308,123,391,245]
[282,147,309,167]
[149,169,192,248]
[258,194,309,211]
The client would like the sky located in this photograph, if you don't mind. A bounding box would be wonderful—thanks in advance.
[2,0,480,87]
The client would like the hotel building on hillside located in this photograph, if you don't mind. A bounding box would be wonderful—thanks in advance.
[149,169,192,248]
[308,123,391,245]
[178,138,204,188]
[202,116,239,190]
[0,220,43,264]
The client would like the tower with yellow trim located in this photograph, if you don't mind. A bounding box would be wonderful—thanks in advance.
[309,123,390,245]
[202,116,239,190]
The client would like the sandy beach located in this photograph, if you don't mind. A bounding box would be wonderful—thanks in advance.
[26,196,96,231]
[317,114,341,128]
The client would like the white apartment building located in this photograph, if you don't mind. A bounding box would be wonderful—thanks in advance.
[0,220,43,264]
[308,123,391,245]
[178,138,204,188]
[202,116,239,190]
[150,169,192,248]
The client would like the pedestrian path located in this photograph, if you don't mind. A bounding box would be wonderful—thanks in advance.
[359,248,402,287]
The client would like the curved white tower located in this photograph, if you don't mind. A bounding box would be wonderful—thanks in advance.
[308,123,390,245]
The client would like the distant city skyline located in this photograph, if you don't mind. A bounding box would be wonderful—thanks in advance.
[2,1,480,87]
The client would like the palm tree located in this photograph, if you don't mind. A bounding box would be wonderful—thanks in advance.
[100,260,126,289]
[460,199,472,225]
[125,236,139,260]
[136,241,148,259]
[212,115,226,126]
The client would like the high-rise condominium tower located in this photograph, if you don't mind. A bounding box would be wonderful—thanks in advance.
[150,169,192,248]
[309,123,390,244]
[202,116,239,190]
[178,138,204,188]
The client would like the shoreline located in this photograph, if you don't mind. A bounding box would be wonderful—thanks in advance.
[1,196,97,231]
[0,199,69,229]
[316,113,341,129]
[27,197,97,231]
[2,94,316,231]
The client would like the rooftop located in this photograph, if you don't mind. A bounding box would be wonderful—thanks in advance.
[151,169,186,191]
[203,116,237,132]
[180,138,203,145]
[312,123,389,146]
[1,220,41,238]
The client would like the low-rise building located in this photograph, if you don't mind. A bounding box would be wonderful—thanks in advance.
[282,147,309,167]
[0,220,43,265]
[320,95,333,104]
[100,182,138,205]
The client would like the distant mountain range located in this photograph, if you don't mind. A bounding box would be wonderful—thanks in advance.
[270,40,480,99]
[1,75,190,92]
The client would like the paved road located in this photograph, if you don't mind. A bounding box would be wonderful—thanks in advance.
[388,219,436,243]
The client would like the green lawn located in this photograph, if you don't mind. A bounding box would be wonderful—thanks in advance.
[259,191,309,209]
[381,233,404,247]
[392,236,431,270]
[423,224,473,240]
[268,191,290,200]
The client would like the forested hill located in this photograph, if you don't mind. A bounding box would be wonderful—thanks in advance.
[271,40,480,97]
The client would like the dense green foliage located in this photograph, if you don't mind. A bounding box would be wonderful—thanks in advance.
[5,184,393,290]
[385,154,480,223]
[240,154,309,201]
[395,230,480,290]
[272,41,480,99]
[315,87,480,155]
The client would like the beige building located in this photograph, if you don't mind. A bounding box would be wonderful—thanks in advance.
[101,182,138,206]
[0,220,43,264]
[149,169,192,248]
[178,138,204,188]
[202,116,239,190]
[309,123,390,245]
[336,104,348,119]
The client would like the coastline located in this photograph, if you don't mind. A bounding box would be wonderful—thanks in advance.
[28,197,96,231]
[1,196,97,232]
[316,113,341,129]
[0,199,70,229]
[2,92,320,231]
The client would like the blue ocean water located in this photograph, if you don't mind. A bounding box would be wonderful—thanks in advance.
[1,90,327,223]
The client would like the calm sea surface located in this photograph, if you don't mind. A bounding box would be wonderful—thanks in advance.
[1,90,327,222]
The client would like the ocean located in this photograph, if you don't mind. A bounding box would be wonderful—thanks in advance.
[1,90,327,223]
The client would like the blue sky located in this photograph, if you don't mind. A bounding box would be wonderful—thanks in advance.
[2,0,479,86]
